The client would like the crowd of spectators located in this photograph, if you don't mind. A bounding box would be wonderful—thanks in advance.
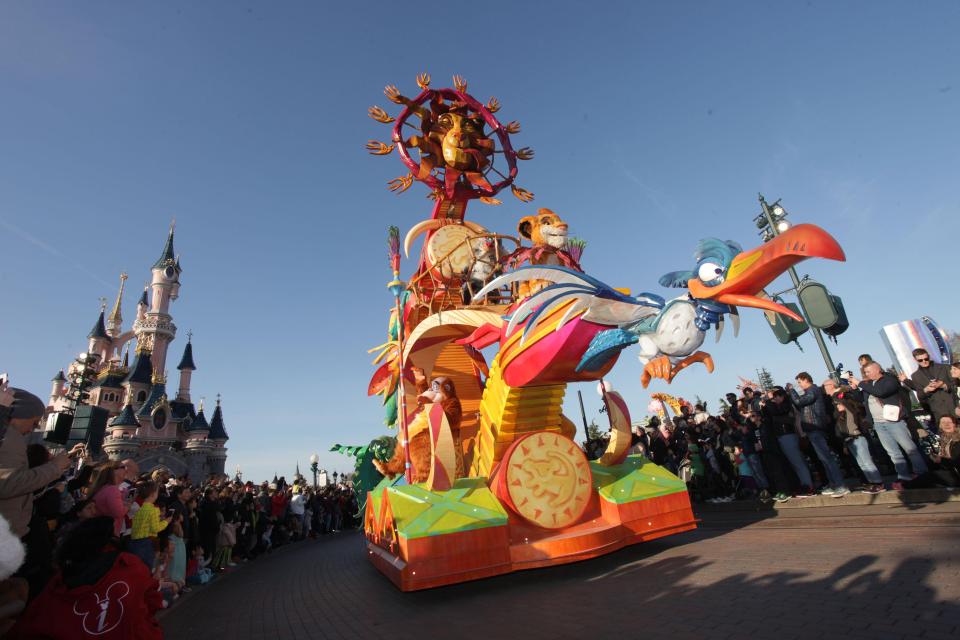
[1,347,957,635]
[0,378,357,639]
[625,349,960,504]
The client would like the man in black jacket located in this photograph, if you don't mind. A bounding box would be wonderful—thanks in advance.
[789,372,849,497]
[906,348,957,422]
[851,362,928,487]
[763,388,815,497]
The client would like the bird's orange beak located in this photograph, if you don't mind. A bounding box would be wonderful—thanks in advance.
[687,223,846,321]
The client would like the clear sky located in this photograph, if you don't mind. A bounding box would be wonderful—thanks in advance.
[1,1,958,483]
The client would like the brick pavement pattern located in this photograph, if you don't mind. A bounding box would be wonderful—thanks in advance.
[161,503,960,640]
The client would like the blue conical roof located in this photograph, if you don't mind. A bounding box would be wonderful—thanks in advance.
[190,406,210,432]
[52,370,67,382]
[124,349,153,385]
[208,399,228,441]
[88,310,109,340]
[177,340,196,371]
[138,288,149,307]
[111,403,139,427]
[153,226,178,270]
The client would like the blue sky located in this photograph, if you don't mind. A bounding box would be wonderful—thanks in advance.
[1,1,958,482]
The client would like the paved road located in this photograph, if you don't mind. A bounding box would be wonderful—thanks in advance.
[161,502,960,640]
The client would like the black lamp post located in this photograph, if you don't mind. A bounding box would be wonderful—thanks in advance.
[309,453,319,489]
[757,194,840,383]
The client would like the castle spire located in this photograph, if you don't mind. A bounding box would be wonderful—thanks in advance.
[176,333,196,402]
[208,394,228,441]
[88,304,109,340]
[177,332,196,371]
[153,219,177,269]
[106,272,127,337]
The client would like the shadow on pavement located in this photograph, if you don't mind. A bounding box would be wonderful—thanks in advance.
[162,524,959,640]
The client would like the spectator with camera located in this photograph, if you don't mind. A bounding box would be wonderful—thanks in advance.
[789,372,850,497]
[906,348,957,422]
[830,386,885,493]
[850,362,928,488]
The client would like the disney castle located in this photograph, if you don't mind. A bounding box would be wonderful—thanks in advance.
[46,224,228,482]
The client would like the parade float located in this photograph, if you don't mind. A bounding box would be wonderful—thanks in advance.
[356,74,847,591]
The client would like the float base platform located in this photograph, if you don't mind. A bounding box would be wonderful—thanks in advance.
[364,456,696,591]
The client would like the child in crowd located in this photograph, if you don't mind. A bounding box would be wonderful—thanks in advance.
[213,521,236,571]
[153,529,180,606]
[734,444,757,497]
[186,546,213,585]
[129,481,170,570]
[167,513,188,591]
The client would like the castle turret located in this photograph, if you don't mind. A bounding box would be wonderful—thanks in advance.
[188,399,210,438]
[109,403,139,438]
[176,335,196,402]
[206,395,229,476]
[87,304,111,362]
[137,285,149,321]
[103,402,142,462]
[183,398,212,482]
[106,273,127,339]
[48,370,67,409]
[137,222,180,377]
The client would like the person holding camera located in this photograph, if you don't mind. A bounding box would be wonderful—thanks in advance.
[0,387,83,539]
[850,362,928,488]
[905,348,957,422]
[789,372,850,497]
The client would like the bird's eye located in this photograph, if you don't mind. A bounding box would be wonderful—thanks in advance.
[438,114,452,127]
[697,262,724,284]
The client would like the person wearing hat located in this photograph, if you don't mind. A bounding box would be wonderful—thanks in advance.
[289,484,306,540]
[0,385,83,538]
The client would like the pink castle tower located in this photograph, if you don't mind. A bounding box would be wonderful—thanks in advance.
[137,221,180,376]
[44,223,228,483]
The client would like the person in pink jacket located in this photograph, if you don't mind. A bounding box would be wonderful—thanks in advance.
[90,462,127,536]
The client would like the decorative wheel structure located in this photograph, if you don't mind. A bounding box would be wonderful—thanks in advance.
[492,432,592,530]
[367,73,535,216]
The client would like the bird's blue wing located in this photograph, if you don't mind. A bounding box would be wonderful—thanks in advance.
[576,329,639,372]
[658,270,695,289]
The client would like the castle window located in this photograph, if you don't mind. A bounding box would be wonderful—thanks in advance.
[137,390,146,402]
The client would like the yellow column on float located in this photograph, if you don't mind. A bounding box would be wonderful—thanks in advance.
[471,354,575,477]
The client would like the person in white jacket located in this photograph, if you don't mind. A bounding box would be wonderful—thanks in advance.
[288,485,306,540]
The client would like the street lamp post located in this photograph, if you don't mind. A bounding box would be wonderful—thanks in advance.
[757,194,840,383]
[309,453,319,489]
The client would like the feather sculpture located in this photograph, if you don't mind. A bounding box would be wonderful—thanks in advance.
[564,237,587,264]
[388,226,401,275]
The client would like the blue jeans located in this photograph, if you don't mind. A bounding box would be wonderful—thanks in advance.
[128,538,155,570]
[806,430,846,489]
[778,434,812,489]
[874,421,928,480]
[847,436,883,484]
[747,453,769,489]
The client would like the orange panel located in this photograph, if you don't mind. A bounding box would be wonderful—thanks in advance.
[367,491,696,591]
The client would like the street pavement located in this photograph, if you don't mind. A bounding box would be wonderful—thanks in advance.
[161,498,960,640]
